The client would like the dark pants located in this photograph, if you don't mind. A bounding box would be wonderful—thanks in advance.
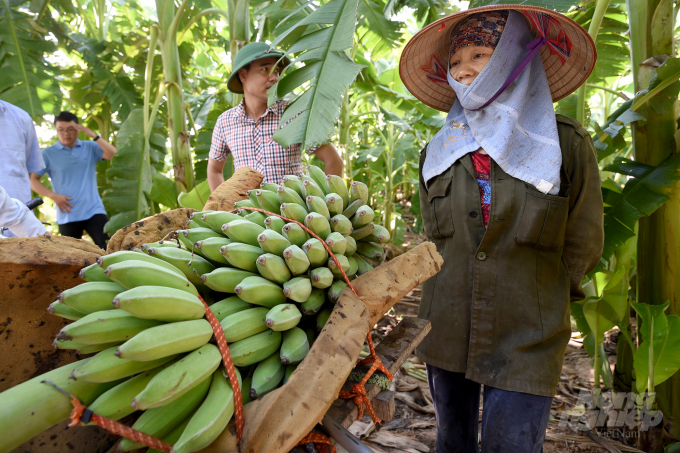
[426,364,552,453]
[59,213,109,250]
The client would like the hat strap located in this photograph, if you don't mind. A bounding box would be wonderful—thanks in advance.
[469,34,544,111]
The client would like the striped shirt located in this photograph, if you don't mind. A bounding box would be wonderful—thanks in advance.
[209,100,318,184]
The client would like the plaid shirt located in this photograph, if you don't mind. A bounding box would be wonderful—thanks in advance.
[209,100,318,184]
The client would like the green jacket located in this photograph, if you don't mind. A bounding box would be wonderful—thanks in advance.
[416,115,604,397]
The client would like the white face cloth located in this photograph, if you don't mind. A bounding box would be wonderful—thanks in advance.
[422,10,562,195]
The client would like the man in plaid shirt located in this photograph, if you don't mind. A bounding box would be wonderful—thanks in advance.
[208,42,343,190]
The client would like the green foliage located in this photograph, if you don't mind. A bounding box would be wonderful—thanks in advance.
[177,180,211,210]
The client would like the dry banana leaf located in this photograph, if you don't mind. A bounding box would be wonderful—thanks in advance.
[203,166,264,212]
[106,208,196,253]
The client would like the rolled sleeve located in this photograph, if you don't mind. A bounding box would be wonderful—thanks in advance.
[209,113,231,161]
[24,117,45,174]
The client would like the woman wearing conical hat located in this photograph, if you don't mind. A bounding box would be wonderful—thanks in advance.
[399,6,604,452]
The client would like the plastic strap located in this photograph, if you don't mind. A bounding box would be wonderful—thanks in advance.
[296,431,337,453]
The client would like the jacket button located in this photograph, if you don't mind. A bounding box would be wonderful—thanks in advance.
[477,252,487,261]
[469,211,477,218]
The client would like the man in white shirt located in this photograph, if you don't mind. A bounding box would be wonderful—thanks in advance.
[0,186,46,237]
[0,100,45,202]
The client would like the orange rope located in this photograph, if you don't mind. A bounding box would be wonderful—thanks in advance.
[39,383,173,453]
[231,206,393,429]
[296,431,337,453]
[197,293,244,444]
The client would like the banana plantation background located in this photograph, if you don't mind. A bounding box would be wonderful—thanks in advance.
[2,0,680,449]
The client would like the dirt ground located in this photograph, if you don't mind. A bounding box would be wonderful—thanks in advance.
[353,228,646,453]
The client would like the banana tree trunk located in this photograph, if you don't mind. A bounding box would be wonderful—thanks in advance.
[156,0,195,194]
[627,0,680,445]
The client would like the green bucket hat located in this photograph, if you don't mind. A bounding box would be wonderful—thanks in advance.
[227,42,289,94]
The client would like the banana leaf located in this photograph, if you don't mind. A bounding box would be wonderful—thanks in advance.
[600,154,680,264]
[268,0,364,150]
[356,0,403,58]
[177,180,211,210]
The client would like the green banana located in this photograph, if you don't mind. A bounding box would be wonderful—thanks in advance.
[112,286,205,322]
[352,205,375,228]
[246,189,261,207]
[283,363,298,384]
[354,253,374,276]
[265,303,302,331]
[316,306,333,332]
[356,241,385,261]
[282,175,304,196]
[147,414,193,453]
[283,244,311,276]
[55,310,163,345]
[277,185,306,207]
[280,327,310,365]
[300,288,325,315]
[241,375,253,404]
[47,301,85,321]
[257,229,291,256]
[56,282,125,314]
[105,260,198,297]
[0,359,124,453]
[250,352,285,399]
[78,263,112,282]
[280,202,308,223]
[173,367,241,453]
[87,366,166,421]
[325,193,344,217]
[365,223,391,244]
[222,219,265,246]
[328,255,351,277]
[186,219,203,229]
[330,214,353,236]
[229,330,282,367]
[343,199,364,218]
[305,195,331,220]
[133,343,221,410]
[350,223,375,241]
[256,253,292,284]
[141,240,181,251]
[116,319,213,361]
[234,199,257,210]
[209,296,250,322]
[195,237,232,264]
[201,211,243,233]
[282,222,310,247]
[97,251,184,277]
[305,326,316,345]
[309,267,334,289]
[221,242,262,272]
[350,181,369,204]
[186,212,211,229]
[302,178,325,199]
[328,280,348,303]
[264,215,286,234]
[306,165,329,194]
[261,182,280,192]
[245,210,268,227]
[255,189,281,214]
[177,227,222,251]
[201,267,258,293]
[304,212,331,239]
[147,246,215,289]
[121,376,211,451]
[283,277,312,303]
[220,307,269,342]
[325,232,347,256]
[234,276,286,308]
[53,339,121,354]
[326,175,349,209]
[69,346,176,383]
[346,254,358,277]
[345,235,357,256]
[303,238,329,268]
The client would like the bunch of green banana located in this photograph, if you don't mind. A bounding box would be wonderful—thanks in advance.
[20,170,391,453]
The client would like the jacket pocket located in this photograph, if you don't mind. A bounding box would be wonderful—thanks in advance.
[427,177,454,239]
[515,184,569,251]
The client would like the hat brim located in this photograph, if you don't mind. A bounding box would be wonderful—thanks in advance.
[399,5,596,112]
[228,53,291,94]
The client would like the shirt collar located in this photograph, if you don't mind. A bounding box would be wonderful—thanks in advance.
[58,139,82,151]
[238,99,284,122]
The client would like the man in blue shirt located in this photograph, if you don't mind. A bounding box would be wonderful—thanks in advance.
[30,112,117,249]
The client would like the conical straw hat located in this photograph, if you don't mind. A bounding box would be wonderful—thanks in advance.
[399,5,596,112]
